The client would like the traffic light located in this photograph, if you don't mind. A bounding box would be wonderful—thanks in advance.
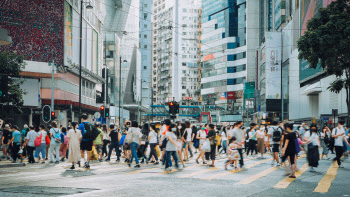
[105,108,110,118]
[42,105,51,123]
[169,102,175,114]
[51,111,56,120]
[100,105,105,118]
[175,102,180,114]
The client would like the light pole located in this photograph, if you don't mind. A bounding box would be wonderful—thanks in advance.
[138,79,146,123]
[119,57,127,128]
[78,1,93,123]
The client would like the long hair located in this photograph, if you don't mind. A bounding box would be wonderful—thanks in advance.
[102,124,108,134]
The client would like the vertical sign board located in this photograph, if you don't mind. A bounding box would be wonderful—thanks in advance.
[265,32,281,99]
[64,1,73,66]
[299,0,336,81]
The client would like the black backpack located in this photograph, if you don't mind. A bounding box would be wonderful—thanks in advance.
[272,127,281,142]
[82,123,100,140]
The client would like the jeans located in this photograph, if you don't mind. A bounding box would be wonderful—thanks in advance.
[27,146,35,163]
[162,151,172,166]
[34,144,46,159]
[219,140,227,154]
[108,141,120,160]
[130,142,139,164]
[165,151,178,169]
[148,144,158,161]
[247,140,257,155]
[50,143,61,162]
[334,146,344,165]
[11,144,20,161]
[102,140,110,156]
[238,149,244,167]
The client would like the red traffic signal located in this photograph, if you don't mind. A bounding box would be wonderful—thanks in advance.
[169,102,174,106]
[100,106,105,110]
[51,111,55,116]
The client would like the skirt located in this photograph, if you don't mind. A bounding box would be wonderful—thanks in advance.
[307,145,319,167]
[257,138,265,154]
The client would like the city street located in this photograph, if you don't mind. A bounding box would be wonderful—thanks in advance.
[0,151,348,197]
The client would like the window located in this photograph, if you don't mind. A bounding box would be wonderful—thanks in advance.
[182,86,186,89]
[144,45,147,49]
[144,4,147,8]
[215,24,218,29]
[144,13,148,20]
[144,35,147,39]
[183,8,187,12]
[182,32,187,35]
[182,47,186,50]
[182,70,186,74]
[144,66,147,69]
[182,55,187,58]
[182,62,186,66]
[144,24,147,28]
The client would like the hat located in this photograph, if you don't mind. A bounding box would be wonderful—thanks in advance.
[4,124,9,128]
[24,124,28,128]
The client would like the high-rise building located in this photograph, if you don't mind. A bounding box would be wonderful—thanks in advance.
[151,0,201,112]
[200,0,259,122]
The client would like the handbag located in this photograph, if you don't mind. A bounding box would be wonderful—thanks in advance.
[295,139,301,153]
[161,137,168,148]
[203,139,211,152]
[45,135,51,145]
[125,131,133,144]
[35,134,42,147]
[155,145,160,157]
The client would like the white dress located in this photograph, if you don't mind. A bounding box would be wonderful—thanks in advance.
[67,129,82,163]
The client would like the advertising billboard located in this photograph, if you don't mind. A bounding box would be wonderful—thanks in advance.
[265,32,281,99]
[299,0,336,82]
[64,1,73,66]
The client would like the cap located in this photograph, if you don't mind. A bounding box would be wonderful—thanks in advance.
[24,124,28,128]
[4,124,10,128]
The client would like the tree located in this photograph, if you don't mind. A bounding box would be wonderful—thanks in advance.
[0,51,26,120]
[297,0,350,125]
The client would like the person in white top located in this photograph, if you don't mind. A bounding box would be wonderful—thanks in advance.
[183,121,192,161]
[147,124,159,164]
[219,129,228,155]
[320,126,331,160]
[34,125,47,164]
[331,121,349,168]
[195,127,207,164]
[101,125,110,158]
[304,124,321,172]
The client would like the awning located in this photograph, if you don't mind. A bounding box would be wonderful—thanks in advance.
[302,81,322,96]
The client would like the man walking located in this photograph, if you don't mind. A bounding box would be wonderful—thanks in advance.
[8,125,22,163]
[229,121,245,169]
[79,114,93,169]
[1,124,12,160]
[106,125,121,162]
[267,121,283,167]
[24,126,37,163]
[332,121,349,168]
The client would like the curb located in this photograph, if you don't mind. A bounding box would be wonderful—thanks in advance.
[0,163,26,168]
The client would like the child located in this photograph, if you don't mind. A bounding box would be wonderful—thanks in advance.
[225,136,241,170]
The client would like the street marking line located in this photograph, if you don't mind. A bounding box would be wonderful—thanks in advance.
[125,167,159,175]
[313,162,338,193]
[273,163,309,189]
[178,167,219,178]
[201,158,273,180]
[238,167,279,184]
[161,168,178,174]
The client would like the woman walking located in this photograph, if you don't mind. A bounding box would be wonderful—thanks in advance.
[67,122,82,169]
[207,124,217,167]
[176,123,186,167]
[125,121,142,168]
[281,123,297,178]
[49,121,61,164]
[219,127,228,155]
[256,125,266,159]
[101,124,110,158]
[165,124,179,171]
[59,127,68,162]
[195,127,207,164]
[148,124,159,164]
[34,125,47,164]
[304,124,320,172]
[183,121,192,161]
[246,123,258,157]
[320,126,331,160]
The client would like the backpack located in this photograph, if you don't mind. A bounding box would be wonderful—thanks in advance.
[272,127,281,142]
[63,133,68,145]
[82,123,101,140]
[52,129,61,143]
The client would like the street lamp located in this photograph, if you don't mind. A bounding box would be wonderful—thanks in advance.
[138,79,146,123]
[119,57,127,129]
[79,1,93,123]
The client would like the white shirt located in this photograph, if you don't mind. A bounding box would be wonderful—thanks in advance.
[149,130,158,144]
[38,130,47,143]
[221,132,227,141]
[332,127,345,147]
[186,128,192,142]
[304,131,320,146]
[103,132,110,140]
[256,130,265,139]
[198,130,206,144]
[267,126,282,145]
[227,129,234,139]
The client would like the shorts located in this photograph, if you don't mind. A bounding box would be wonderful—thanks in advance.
[1,144,7,149]
[123,144,131,150]
[95,144,103,154]
[272,144,280,153]
[80,140,93,151]
[183,142,189,149]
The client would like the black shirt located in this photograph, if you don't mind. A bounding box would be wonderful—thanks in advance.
[109,130,119,142]
[2,129,12,144]
[285,132,297,155]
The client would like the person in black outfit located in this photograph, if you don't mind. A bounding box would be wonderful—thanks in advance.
[206,124,217,167]
[106,125,121,162]
[282,123,297,178]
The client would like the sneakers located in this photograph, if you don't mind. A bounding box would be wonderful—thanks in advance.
[84,165,90,169]
[276,164,281,167]
[70,165,75,170]
[154,162,159,165]
[105,159,110,162]
[49,161,54,164]
[309,167,316,172]
[165,168,171,171]
[134,164,141,168]
[116,159,120,162]
[77,161,81,167]
[55,161,59,164]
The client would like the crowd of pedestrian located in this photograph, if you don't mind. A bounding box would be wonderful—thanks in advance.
[1,116,350,178]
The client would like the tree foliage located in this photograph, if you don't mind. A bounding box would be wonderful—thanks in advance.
[297,0,350,123]
[0,51,26,120]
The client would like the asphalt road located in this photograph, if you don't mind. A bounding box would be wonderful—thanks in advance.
[0,151,349,197]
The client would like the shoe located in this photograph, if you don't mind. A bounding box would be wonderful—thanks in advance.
[61,157,65,162]
[339,165,344,168]
[128,163,131,167]
[70,165,75,170]
[190,155,193,158]
[196,159,199,164]
[150,160,155,163]
[276,164,281,167]
[203,162,207,165]
[99,159,103,162]
[55,161,59,164]
[289,175,296,178]
[140,161,144,164]
[209,165,215,167]
[235,167,238,170]
[116,159,120,162]
[41,161,45,164]
[77,161,81,167]
[154,162,159,165]
[134,164,141,168]
[11,160,17,163]
[241,166,247,171]
[7,156,10,160]
[45,158,48,160]
[49,161,54,163]
[84,165,90,169]
[165,168,170,171]
[309,167,316,172]
[105,159,110,162]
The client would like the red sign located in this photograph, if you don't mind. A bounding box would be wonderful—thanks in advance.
[203,54,214,61]
[227,92,235,100]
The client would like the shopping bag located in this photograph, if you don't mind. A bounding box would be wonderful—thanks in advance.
[35,134,42,147]
[90,146,99,160]
[202,139,211,152]
[155,145,160,157]
[45,135,51,145]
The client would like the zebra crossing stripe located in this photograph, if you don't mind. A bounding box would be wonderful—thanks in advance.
[313,161,338,193]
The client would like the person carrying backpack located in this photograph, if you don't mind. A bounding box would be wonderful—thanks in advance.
[59,127,68,162]
[106,125,121,162]
[267,121,282,167]
[49,121,61,164]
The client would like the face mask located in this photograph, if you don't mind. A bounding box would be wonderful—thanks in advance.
[171,128,177,132]
[202,127,205,130]
[178,126,182,129]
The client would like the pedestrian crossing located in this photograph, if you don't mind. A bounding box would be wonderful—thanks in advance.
[0,153,348,194]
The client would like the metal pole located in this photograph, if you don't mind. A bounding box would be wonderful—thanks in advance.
[78,0,83,124]
[119,56,121,128]
[105,65,107,125]
[281,31,284,122]
[51,60,55,112]
[151,87,153,121]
